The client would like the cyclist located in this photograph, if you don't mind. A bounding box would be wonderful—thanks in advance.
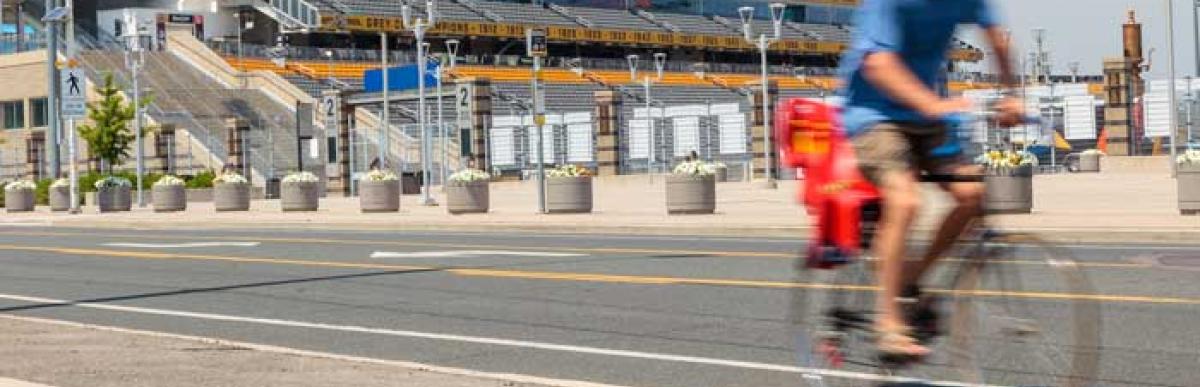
[838,0,1023,356]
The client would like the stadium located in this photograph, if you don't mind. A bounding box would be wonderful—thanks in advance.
[3,0,996,192]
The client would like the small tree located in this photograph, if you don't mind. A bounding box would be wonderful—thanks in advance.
[77,73,149,174]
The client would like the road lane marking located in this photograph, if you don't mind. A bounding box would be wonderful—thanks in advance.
[0,292,1001,387]
[371,250,587,259]
[0,243,1194,305]
[0,230,1156,269]
[103,242,262,249]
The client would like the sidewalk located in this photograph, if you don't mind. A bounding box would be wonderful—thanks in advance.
[0,315,615,387]
[2,172,1196,243]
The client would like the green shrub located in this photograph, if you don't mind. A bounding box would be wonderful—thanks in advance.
[186,170,216,189]
[78,172,103,193]
[35,179,53,205]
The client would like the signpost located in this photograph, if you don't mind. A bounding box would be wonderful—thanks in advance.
[61,66,86,214]
[527,28,547,214]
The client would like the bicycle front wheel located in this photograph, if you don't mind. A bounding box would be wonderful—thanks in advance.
[946,232,1102,387]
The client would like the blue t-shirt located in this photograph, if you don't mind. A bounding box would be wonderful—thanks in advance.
[839,0,999,136]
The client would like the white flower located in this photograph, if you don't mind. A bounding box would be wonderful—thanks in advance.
[4,180,35,191]
[214,172,248,185]
[547,165,591,178]
[1177,149,1200,165]
[449,169,491,183]
[50,178,70,188]
[282,171,320,184]
[359,169,399,182]
[94,176,132,189]
[672,161,718,177]
[976,150,1037,170]
[153,175,185,187]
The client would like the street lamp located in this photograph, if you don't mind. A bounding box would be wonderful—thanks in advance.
[1167,0,1180,175]
[740,2,786,188]
[121,9,147,207]
[628,53,666,174]
[443,38,460,183]
[234,10,253,88]
[402,0,438,205]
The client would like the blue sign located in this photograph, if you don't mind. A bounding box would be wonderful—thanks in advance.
[363,62,440,93]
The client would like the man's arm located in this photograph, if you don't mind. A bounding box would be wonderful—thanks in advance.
[861,52,970,120]
[983,26,1025,127]
[984,27,1017,87]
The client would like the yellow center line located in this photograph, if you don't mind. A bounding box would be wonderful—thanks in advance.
[0,243,1193,305]
[0,230,1155,269]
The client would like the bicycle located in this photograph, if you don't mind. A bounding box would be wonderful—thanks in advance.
[776,99,1101,387]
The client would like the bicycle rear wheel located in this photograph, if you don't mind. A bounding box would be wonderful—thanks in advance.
[791,256,966,386]
[945,232,1101,387]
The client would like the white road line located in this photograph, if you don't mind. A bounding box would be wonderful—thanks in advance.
[0,292,998,386]
[102,242,261,249]
[0,377,57,387]
[370,250,586,259]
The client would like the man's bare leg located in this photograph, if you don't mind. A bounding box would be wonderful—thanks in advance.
[872,170,928,354]
[904,164,986,286]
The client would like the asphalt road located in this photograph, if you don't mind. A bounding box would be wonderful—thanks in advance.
[0,226,1197,387]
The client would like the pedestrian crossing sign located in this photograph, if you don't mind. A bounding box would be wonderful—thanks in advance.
[61,67,87,120]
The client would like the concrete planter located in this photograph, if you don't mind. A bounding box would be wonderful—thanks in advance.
[546,176,593,214]
[281,181,320,212]
[49,186,72,212]
[152,185,187,213]
[360,180,401,213]
[214,183,251,212]
[666,174,716,214]
[1178,164,1200,215]
[985,166,1033,214]
[4,188,35,212]
[97,186,132,213]
[447,181,489,214]
[1078,153,1101,173]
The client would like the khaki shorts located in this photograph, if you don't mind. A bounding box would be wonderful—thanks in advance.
[851,122,964,186]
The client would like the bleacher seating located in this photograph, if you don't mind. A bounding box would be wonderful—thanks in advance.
[564,5,664,31]
[476,1,576,26]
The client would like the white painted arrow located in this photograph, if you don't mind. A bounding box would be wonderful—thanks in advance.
[370,250,585,259]
[102,242,261,249]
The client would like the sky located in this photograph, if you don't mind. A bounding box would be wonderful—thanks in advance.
[962,0,1200,79]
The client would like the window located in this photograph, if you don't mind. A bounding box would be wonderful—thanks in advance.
[327,136,337,163]
[30,98,48,127]
[1,100,24,130]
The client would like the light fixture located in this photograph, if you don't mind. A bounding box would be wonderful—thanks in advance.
[738,6,755,42]
[653,52,667,80]
[426,0,437,26]
[769,3,786,39]
[627,54,640,81]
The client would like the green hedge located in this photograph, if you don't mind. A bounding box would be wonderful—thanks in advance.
[186,170,216,189]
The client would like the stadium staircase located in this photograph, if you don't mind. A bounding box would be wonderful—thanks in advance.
[13,0,223,177]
